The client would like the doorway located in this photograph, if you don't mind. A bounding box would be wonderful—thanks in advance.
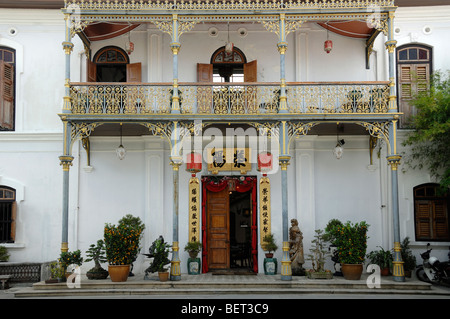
[202,176,258,273]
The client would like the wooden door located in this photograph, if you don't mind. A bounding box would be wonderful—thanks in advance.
[207,188,230,269]
[127,62,142,82]
[197,63,213,82]
[244,60,257,82]
[87,59,97,82]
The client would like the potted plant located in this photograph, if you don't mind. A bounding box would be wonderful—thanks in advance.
[45,261,65,284]
[400,237,417,278]
[333,221,369,280]
[59,249,83,280]
[306,229,333,279]
[117,214,145,276]
[104,219,144,282]
[262,233,278,275]
[85,240,109,280]
[184,241,202,275]
[0,246,9,262]
[366,246,393,276]
[323,219,344,276]
[147,236,172,281]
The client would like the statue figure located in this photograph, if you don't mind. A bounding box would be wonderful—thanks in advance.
[289,219,305,276]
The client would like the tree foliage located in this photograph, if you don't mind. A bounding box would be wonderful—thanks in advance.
[403,71,450,190]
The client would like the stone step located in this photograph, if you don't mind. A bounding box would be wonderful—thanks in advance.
[11,273,438,297]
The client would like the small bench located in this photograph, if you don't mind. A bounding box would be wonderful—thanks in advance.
[0,275,11,289]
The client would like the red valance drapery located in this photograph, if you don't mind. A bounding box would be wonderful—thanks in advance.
[201,176,258,273]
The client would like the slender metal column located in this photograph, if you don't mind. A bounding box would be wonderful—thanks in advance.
[170,121,182,280]
[171,14,181,114]
[384,11,404,282]
[279,121,291,280]
[60,15,74,252]
[387,120,405,282]
[278,14,288,113]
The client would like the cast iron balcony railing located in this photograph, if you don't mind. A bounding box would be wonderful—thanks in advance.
[69,82,390,116]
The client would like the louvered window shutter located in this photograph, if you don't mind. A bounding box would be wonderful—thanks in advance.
[415,200,432,240]
[0,60,14,130]
[434,200,449,240]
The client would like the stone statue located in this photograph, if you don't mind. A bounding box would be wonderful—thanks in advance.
[289,219,305,276]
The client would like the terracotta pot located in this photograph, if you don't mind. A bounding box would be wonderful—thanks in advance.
[158,271,169,282]
[108,264,130,282]
[380,267,390,276]
[341,263,363,280]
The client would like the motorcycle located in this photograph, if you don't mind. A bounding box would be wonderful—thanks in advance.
[416,243,450,287]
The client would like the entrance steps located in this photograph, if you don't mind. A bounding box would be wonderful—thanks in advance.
[10,272,447,298]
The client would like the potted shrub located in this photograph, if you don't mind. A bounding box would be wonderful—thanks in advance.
[306,229,332,279]
[323,219,343,276]
[45,261,65,284]
[400,237,417,278]
[0,246,9,262]
[117,214,145,276]
[184,241,202,275]
[147,236,172,281]
[59,249,83,280]
[104,220,144,282]
[85,240,109,280]
[262,233,278,275]
[333,221,369,280]
[262,233,278,258]
[366,246,393,276]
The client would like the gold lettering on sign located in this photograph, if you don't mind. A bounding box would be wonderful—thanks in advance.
[207,148,251,174]
[188,176,200,242]
[259,176,271,244]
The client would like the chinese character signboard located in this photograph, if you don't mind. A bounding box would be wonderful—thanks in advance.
[207,148,251,174]
[188,177,200,243]
[259,176,271,244]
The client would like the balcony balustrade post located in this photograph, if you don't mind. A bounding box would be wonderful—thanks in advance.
[171,14,181,114]
[278,14,288,113]
[62,14,73,114]
[386,11,398,113]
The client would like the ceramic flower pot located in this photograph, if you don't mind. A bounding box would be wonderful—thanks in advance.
[108,264,130,282]
[341,263,363,280]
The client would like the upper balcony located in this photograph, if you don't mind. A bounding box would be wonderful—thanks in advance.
[61,0,399,125]
[68,81,391,120]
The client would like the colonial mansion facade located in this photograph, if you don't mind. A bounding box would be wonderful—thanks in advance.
[0,0,449,282]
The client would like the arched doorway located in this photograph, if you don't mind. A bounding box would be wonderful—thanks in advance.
[197,46,257,83]
[87,46,141,82]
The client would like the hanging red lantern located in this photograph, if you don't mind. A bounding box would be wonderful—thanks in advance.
[324,40,333,54]
[257,152,273,174]
[126,41,134,55]
[186,152,202,174]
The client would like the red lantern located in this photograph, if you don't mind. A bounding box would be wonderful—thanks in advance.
[257,152,273,174]
[186,152,202,174]
[324,40,333,54]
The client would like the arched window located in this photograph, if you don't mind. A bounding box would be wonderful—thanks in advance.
[414,183,449,242]
[0,186,16,243]
[396,44,432,127]
[88,46,141,82]
[211,46,248,83]
[0,46,15,131]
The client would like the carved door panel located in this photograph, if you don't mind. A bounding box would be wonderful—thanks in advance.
[207,188,230,270]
